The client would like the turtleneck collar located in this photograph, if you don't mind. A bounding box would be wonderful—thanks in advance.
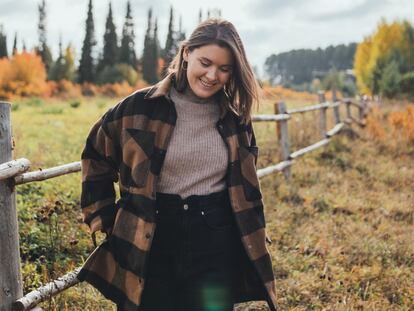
[169,84,219,105]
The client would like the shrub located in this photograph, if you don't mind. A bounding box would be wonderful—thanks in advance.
[96,64,139,86]
[70,100,81,108]
[41,107,64,114]
[1,52,49,97]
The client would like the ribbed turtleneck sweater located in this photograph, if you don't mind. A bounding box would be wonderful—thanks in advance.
[155,85,228,199]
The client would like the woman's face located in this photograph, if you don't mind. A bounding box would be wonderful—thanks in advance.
[183,44,234,98]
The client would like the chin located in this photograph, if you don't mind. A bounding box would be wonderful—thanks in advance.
[192,81,221,98]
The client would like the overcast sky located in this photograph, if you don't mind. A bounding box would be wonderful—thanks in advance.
[1,0,414,77]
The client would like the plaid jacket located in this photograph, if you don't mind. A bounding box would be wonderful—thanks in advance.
[77,73,277,311]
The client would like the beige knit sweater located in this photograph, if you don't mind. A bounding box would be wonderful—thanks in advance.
[155,85,228,199]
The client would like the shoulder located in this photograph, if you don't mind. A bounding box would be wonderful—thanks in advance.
[104,85,158,120]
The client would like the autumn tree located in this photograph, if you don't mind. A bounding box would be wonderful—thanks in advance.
[119,1,137,68]
[0,25,7,58]
[78,0,96,83]
[354,19,414,98]
[0,52,48,98]
[37,0,53,72]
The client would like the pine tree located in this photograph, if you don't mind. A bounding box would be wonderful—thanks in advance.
[178,16,186,42]
[142,8,154,83]
[0,25,7,58]
[49,36,65,81]
[98,2,118,73]
[37,0,53,71]
[198,9,202,23]
[163,7,176,65]
[78,0,96,83]
[151,18,160,82]
[12,32,17,55]
[119,1,137,68]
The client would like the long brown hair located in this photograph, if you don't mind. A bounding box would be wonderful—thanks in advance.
[167,18,260,123]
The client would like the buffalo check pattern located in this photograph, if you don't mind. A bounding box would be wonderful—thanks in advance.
[77,73,278,311]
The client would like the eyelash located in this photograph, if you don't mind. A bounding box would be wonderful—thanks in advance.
[200,61,230,73]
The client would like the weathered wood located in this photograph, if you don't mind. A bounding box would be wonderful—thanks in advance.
[14,162,81,185]
[344,99,352,122]
[275,102,291,180]
[331,89,341,124]
[13,268,81,311]
[326,123,344,137]
[251,114,290,122]
[257,160,294,179]
[350,115,366,127]
[318,91,327,139]
[0,158,31,181]
[0,102,23,311]
[358,97,365,121]
[349,100,364,109]
[290,138,330,159]
[286,102,330,114]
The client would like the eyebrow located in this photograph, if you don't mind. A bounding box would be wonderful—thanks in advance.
[199,57,233,68]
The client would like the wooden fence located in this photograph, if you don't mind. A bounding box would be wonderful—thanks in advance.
[0,91,369,311]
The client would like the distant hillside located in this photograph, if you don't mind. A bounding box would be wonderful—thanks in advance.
[264,43,357,85]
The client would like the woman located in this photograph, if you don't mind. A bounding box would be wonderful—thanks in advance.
[77,18,277,311]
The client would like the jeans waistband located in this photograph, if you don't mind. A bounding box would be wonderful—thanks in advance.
[155,189,230,211]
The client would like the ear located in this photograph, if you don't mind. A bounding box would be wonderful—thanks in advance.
[182,47,189,62]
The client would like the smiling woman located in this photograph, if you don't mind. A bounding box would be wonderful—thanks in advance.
[77,18,278,311]
[182,44,233,98]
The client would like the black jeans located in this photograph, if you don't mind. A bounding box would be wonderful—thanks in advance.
[138,190,242,311]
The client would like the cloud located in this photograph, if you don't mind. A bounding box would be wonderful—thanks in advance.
[305,0,389,21]
[246,0,302,19]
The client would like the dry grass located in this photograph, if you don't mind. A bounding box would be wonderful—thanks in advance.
[10,96,414,310]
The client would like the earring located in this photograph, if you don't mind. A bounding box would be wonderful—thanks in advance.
[181,60,188,70]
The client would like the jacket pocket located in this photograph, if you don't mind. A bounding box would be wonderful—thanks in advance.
[237,145,262,201]
[120,128,155,188]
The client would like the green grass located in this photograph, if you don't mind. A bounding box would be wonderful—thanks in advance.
[10,96,414,310]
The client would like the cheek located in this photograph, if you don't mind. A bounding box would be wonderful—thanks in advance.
[219,73,231,84]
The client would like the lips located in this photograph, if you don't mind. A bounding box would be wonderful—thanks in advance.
[199,78,216,88]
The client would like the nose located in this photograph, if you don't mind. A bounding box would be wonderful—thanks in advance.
[205,67,218,81]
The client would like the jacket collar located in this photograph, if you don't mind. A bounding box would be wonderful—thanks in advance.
[143,73,238,120]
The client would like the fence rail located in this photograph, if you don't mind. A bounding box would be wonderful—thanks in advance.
[0,92,369,311]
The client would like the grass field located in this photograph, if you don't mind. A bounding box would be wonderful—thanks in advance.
[9,94,414,310]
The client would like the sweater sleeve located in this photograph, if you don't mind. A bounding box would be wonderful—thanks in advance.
[80,109,119,236]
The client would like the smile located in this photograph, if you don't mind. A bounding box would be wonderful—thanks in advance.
[199,79,217,88]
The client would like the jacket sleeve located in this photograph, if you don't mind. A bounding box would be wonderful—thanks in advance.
[246,119,259,166]
[80,109,119,236]
[246,119,272,245]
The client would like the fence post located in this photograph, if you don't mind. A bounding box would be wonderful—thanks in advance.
[332,89,341,124]
[275,101,291,180]
[0,102,23,311]
[358,95,365,123]
[344,98,352,127]
[318,91,327,139]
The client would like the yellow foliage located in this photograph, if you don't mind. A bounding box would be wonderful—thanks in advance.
[354,19,406,95]
[354,37,373,95]
[262,85,316,101]
[366,108,386,140]
[388,105,414,141]
[99,81,134,98]
[0,52,49,99]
